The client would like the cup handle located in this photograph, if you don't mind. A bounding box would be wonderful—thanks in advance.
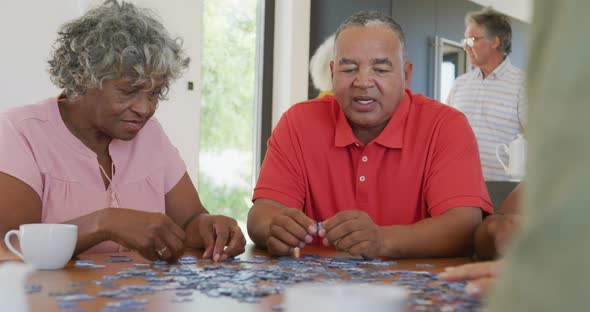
[495,144,510,174]
[4,230,24,260]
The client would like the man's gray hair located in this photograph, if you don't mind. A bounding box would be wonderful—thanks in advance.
[466,7,512,55]
[49,0,190,99]
[334,11,407,59]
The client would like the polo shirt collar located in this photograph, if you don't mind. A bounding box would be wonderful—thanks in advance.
[476,57,511,80]
[334,89,411,149]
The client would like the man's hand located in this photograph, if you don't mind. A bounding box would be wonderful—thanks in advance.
[439,260,503,297]
[487,214,521,256]
[102,208,186,261]
[265,207,317,256]
[191,214,246,262]
[319,210,383,259]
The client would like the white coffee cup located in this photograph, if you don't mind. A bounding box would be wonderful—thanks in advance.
[285,282,408,312]
[4,224,78,270]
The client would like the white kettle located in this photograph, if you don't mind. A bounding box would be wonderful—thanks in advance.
[495,133,527,181]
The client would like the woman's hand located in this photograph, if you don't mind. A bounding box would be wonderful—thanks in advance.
[439,260,503,297]
[188,214,246,262]
[101,208,186,261]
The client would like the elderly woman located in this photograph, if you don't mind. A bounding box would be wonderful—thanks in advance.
[0,1,245,262]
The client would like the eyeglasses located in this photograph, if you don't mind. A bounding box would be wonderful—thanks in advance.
[461,36,484,47]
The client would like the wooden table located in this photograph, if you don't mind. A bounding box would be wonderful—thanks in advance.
[1,245,474,311]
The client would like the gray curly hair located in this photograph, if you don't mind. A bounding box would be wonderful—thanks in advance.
[49,0,190,99]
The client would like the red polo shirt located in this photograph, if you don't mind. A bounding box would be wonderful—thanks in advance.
[253,89,493,226]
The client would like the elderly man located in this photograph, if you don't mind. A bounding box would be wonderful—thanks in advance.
[447,8,527,181]
[247,11,493,259]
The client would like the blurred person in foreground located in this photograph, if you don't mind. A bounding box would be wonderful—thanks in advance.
[443,3,590,310]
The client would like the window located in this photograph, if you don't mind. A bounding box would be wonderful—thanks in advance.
[199,0,259,225]
[431,37,470,103]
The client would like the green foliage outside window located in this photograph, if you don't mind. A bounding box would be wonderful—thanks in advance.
[198,0,258,221]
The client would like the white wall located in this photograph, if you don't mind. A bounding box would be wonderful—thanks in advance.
[271,0,311,127]
[0,0,78,107]
[469,0,533,22]
[0,0,203,183]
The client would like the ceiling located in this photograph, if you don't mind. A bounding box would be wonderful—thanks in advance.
[469,0,533,23]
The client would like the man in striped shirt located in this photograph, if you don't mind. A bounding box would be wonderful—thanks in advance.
[447,8,526,181]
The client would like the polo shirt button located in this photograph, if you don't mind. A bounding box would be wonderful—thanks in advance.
[354,143,360,147]
[359,175,366,182]
[361,156,368,162]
